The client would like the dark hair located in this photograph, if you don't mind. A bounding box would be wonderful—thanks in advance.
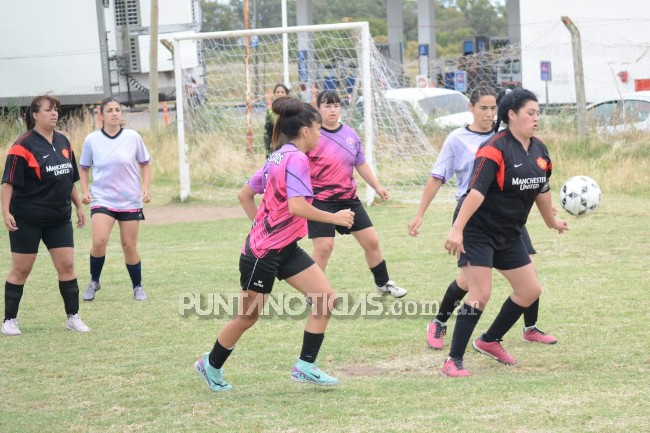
[273,83,290,95]
[468,85,498,105]
[25,95,61,131]
[271,96,321,149]
[100,97,120,114]
[316,90,341,107]
[494,88,538,132]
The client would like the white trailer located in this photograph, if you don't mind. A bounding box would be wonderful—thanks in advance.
[0,0,203,108]
[515,0,650,105]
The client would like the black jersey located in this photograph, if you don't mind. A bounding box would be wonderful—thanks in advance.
[459,129,552,248]
[2,129,80,226]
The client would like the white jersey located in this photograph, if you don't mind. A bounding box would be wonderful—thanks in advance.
[430,126,494,200]
[80,128,150,210]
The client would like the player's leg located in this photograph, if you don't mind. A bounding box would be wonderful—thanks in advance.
[427,271,468,349]
[311,236,335,271]
[83,209,117,301]
[442,263,493,377]
[46,223,89,333]
[520,226,557,344]
[283,247,339,386]
[308,200,338,271]
[350,203,407,297]
[118,218,146,300]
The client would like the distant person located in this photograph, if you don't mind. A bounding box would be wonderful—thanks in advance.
[1,95,89,336]
[408,86,558,351]
[195,97,354,391]
[263,83,289,158]
[308,90,407,298]
[440,88,568,377]
[79,97,151,302]
[186,76,203,108]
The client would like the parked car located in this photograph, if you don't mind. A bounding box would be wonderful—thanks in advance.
[586,91,650,134]
[383,87,473,128]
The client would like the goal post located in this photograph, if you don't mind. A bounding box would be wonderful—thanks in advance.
[171,22,451,205]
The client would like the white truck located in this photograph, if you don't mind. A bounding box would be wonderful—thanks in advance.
[0,0,203,108]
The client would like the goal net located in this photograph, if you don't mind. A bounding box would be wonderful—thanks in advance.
[172,22,454,205]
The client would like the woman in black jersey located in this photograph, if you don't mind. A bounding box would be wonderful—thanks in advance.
[441,88,569,377]
[1,95,89,336]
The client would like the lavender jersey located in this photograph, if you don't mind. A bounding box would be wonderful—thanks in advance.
[79,128,150,210]
[430,126,495,200]
[244,143,313,258]
[308,124,365,201]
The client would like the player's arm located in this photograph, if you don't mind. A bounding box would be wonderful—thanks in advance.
[140,163,151,203]
[408,176,444,237]
[79,167,91,204]
[355,162,388,200]
[288,196,354,228]
[1,182,17,231]
[445,189,484,257]
[237,184,258,221]
[535,191,569,234]
[70,184,86,228]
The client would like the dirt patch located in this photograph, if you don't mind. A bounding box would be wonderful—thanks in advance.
[143,204,245,225]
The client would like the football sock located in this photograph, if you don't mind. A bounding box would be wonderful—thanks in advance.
[4,282,24,321]
[299,331,325,363]
[482,297,527,342]
[209,340,234,369]
[89,255,105,282]
[370,260,389,287]
[59,279,80,315]
[448,303,482,359]
[435,280,467,323]
[126,261,142,288]
[523,298,540,328]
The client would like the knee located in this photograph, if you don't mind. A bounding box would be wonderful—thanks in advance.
[313,242,334,258]
[10,267,31,282]
[311,291,338,312]
[235,313,259,331]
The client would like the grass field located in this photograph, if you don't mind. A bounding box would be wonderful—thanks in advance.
[1,190,649,433]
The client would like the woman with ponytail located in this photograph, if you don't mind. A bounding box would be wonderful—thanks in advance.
[440,88,569,377]
[195,97,354,391]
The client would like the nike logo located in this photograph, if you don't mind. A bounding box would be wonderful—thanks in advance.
[514,163,523,168]
[43,154,50,159]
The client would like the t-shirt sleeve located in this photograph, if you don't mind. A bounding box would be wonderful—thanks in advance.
[135,133,151,164]
[285,153,313,199]
[353,130,366,166]
[70,148,80,183]
[79,136,92,168]
[430,135,457,182]
[469,144,503,196]
[2,145,29,187]
[247,167,265,194]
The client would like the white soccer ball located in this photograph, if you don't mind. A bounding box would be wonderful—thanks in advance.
[560,176,602,216]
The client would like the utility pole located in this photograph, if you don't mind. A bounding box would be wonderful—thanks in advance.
[561,16,587,139]
[149,0,159,129]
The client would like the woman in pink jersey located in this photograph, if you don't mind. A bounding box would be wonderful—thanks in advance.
[79,97,151,302]
[195,97,354,391]
[307,90,407,298]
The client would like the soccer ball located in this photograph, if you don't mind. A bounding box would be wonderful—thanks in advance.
[560,176,602,216]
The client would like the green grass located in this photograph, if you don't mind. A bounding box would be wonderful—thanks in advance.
[1,192,649,433]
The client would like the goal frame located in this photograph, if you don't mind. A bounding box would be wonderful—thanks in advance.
[172,22,374,203]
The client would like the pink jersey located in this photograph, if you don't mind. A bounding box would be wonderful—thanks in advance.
[244,143,313,258]
[308,124,365,201]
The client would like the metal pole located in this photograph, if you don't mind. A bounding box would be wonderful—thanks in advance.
[282,0,289,86]
[360,23,375,206]
[561,16,587,138]
[149,0,159,129]
[172,39,190,201]
[95,0,111,98]
[244,0,254,155]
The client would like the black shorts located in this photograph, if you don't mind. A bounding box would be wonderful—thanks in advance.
[91,207,145,221]
[521,225,537,255]
[239,239,315,294]
[458,232,531,271]
[8,220,74,254]
[308,198,372,238]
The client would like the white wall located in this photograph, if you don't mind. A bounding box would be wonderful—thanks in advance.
[0,0,103,99]
[519,0,650,104]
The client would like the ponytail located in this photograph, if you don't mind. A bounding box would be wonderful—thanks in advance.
[271,96,321,149]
